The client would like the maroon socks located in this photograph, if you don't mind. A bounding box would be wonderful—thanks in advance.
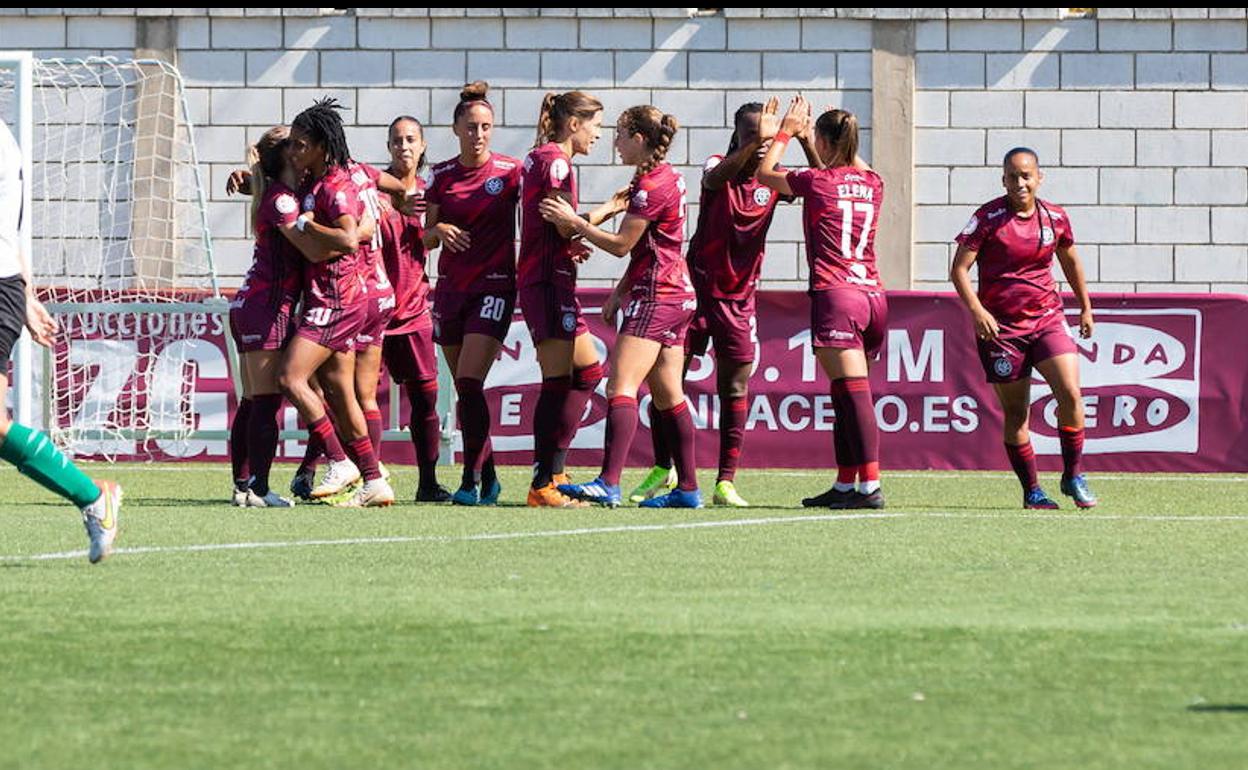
[533,376,571,488]
[658,401,698,491]
[455,377,491,487]
[1059,426,1085,480]
[230,397,253,487]
[601,395,639,486]
[718,395,748,483]
[1005,441,1040,492]
[246,394,282,495]
[405,379,442,485]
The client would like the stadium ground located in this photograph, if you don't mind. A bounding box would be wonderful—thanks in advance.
[2,463,1246,770]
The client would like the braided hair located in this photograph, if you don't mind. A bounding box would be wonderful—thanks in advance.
[814,108,859,169]
[292,97,351,169]
[620,105,679,180]
[247,125,289,236]
[534,90,604,149]
[726,102,764,155]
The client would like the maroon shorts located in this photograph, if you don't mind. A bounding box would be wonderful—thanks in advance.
[382,322,438,383]
[431,287,516,346]
[228,297,296,353]
[810,288,888,359]
[619,295,696,347]
[518,283,588,344]
[294,299,368,354]
[978,314,1077,384]
[355,290,396,350]
[685,294,758,363]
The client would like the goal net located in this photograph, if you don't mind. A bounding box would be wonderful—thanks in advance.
[0,54,221,460]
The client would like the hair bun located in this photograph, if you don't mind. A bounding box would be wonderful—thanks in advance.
[460,80,490,102]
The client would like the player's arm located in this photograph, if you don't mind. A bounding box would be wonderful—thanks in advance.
[795,114,824,170]
[704,142,761,191]
[0,141,56,347]
[226,168,253,196]
[281,214,359,264]
[422,203,471,253]
[756,96,809,197]
[376,170,405,197]
[540,195,648,258]
[1055,244,1094,339]
[582,185,630,228]
[602,274,634,326]
[13,246,56,347]
[950,244,1000,341]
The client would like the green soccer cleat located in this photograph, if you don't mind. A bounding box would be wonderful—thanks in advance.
[712,479,750,507]
[628,465,677,504]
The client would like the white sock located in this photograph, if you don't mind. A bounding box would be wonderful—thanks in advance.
[859,479,881,494]
[833,482,855,493]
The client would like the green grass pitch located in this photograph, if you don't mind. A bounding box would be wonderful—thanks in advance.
[2,463,1247,770]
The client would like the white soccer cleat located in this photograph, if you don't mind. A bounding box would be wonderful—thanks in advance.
[336,478,396,508]
[310,459,361,499]
[244,489,296,508]
[81,480,122,564]
[231,487,248,507]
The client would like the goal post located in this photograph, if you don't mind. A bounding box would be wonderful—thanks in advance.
[0,53,224,460]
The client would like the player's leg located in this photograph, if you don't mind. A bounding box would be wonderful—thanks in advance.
[450,333,503,505]
[230,357,254,504]
[639,345,703,509]
[808,346,881,509]
[320,349,392,507]
[0,330,118,563]
[530,336,575,497]
[560,334,662,507]
[711,360,752,507]
[991,376,1057,509]
[280,336,358,498]
[241,349,291,507]
[628,350,686,504]
[1035,351,1096,508]
[385,329,449,503]
[354,343,387,473]
[553,330,604,483]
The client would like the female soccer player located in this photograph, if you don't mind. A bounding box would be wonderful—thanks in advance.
[0,117,121,563]
[519,90,622,508]
[951,147,1097,509]
[226,125,302,507]
[633,101,823,508]
[377,115,451,502]
[756,96,888,510]
[540,105,701,509]
[279,98,393,507]
[423,82,521,506]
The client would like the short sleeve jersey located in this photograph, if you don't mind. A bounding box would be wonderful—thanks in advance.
[785,166,885,292]
[955,196,1074,337]
[0,119,21,279]
[299,166,366,309]
[686,154,783,300]
[426,153,521,293]
[378,174,433,334]
[519,142,579,290]
[237,181,302,310]
[623,163,693,302]
[348,161,392,299]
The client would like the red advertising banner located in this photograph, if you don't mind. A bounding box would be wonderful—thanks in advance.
[40,290,1248,472]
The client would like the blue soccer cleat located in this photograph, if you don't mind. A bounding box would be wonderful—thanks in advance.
[1024,487,1060,510]
[639,487,703,509]
[1060,475,1098,509]
[479,477,502,506]
[451,485,480,506]
[558,477,622,508]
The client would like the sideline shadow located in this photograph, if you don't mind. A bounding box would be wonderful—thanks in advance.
[1188,704,1248,713]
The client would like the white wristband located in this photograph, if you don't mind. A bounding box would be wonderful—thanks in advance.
[296,214,310,233]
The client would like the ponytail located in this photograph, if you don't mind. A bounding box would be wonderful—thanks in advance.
[248,125,290,235]
[814,108,859,169]
[533,90,604,149]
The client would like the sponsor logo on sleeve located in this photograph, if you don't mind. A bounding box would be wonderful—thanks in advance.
[632,189,649,208]
[961,215,979,236]
[550,158,570,184]
[275,194,298,215]
[704,155,723,172]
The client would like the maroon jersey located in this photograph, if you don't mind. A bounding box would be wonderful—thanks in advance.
[623,163,693,302]
[426,153,521,293]
[519,142,579,289]
[349,162,394,303]
[956,196,1074,337]
[378,175,433,335]
[687,155,783,300]
[234,181,302,311]
[786,166,885,292]
[299,165,366,310]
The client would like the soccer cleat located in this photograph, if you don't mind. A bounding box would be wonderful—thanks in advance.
[628,465,677,503]
[337,478,396,508]
[553,472,572,486]
[559,477,622,508]
[802,486,856,508]
[479,477,502,506]
[244,489,295,508]
[81,480,122,564]
[852,488,886,510]
[712,480,750,507]
[232,485,249,507]
[310,459,361,499]
[290,469,316,501]
[451,484,480,506]
[1024,487,1060,510]
[415,484,452,503]
[639,487,703,509]
[528,483,590,508]
[1060,474,1098,509]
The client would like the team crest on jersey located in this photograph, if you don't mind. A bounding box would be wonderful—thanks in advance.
[753,187,772,207]
[1041,226,1055,245]
[484,177,505,196]
[632,189,649,208]
[550,158,570,183]
[303,194,315,211]
[561,312,577,332]
[961,215,979,236]
[275,193,298,215]
[993,357,1014,377]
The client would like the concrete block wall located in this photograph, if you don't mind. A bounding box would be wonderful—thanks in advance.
[6,8,1248,295]
[915,15,1248,294]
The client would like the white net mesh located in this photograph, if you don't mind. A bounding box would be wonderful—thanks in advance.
[0,57,220,460]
